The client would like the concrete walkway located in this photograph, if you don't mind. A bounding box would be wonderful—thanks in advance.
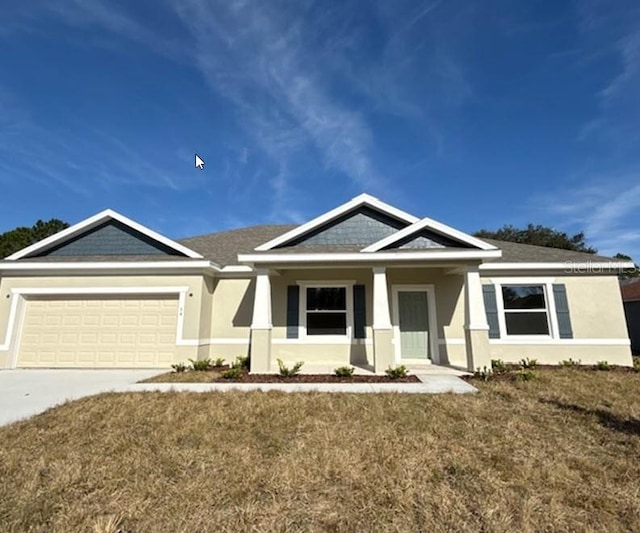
[127,374,477,394]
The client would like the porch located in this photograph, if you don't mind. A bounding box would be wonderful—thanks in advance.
[247,264,493,374]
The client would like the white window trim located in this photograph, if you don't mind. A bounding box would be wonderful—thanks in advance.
[493,279,560,340]
[391,284,440,364]
[297,281,355,341]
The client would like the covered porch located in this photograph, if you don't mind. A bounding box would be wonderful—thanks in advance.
[246,263,492,374]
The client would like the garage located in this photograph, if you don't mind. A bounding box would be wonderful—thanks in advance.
[17,295,179,368]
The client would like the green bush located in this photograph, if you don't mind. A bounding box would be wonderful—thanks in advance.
[491,359,507,373]
[334,366,355,378]
[473,366,493,381]
[516,369,535,381]
[233,355,250,369]
[213,358,225,368]
[595,361,611,371]
[560,358,581,367]
[385,365,409,379]
[520,358,537,369]
[221,366,243,380]
[189,358,212,371]
[171,362,188,373]
[277,358,304,377]
[633,357,640,373]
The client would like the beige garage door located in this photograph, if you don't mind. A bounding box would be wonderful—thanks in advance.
[17,295,179,368]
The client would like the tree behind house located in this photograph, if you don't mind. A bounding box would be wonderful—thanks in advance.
[474,224,597,253]
[0,219,69,259]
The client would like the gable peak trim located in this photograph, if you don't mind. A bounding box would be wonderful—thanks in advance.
[6,209,204,260]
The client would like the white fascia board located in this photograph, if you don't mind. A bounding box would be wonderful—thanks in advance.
[253,193,419,251]
[239,249,502,264]
[479,261,635,271]
[362,216,498,252]
[6,209,203,260]
[0,260,219,273]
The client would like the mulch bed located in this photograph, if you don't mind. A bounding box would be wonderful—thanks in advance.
[153,369,420,383]
[228,373,420,383]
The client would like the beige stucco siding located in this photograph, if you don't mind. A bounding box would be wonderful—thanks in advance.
[0,274,206,368]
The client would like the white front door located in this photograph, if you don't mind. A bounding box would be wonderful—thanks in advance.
[393,286,438,363]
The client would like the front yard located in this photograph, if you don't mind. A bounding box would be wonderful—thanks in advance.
[1,369,639,532]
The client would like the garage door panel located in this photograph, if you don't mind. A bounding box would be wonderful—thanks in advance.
[17,295,180,368]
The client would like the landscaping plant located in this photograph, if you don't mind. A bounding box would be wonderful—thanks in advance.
[221,366,243,380]
[171,362,188,373]
[334,366,355,378]
[233,356,250,369]
[520,358,537,369]
[213,358,225,368]
[277,359,304,377]
[595,361,611,371]
[473,366,493,381]
[189,358,212,371]
[491,359,507,374]
[560,358,581,367]
[385,365,409,379]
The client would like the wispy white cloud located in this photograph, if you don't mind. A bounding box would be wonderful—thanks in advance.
[537,177,640,258]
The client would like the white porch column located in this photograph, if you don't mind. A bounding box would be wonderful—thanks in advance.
[372,267,394,373]
[464,265,491,372]
[250,269,272,373]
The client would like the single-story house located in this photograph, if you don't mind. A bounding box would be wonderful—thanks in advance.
[621,279,640,355]
[0,194,633,372]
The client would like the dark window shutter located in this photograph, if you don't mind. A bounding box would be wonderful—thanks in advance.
[482,285,500,339]
[286,285,300,339]
[353,285,366,339]
[553,284,573,339]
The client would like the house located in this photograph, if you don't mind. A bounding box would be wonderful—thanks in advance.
[0,194,633,372]
[621,279,640,355]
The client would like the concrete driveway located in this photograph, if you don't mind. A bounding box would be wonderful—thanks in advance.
[0,369,163,427]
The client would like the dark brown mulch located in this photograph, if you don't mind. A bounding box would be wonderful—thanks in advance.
[228,373,420,383]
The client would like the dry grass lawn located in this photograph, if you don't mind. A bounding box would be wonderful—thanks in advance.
[1,369,640,532]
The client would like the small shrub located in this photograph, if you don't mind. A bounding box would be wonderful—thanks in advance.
[213,358,225,368]
[221,366,243,380]
[233,355,250,369]
[189,358,212,371]
[473,366,493,381]
[595,361,611,371]
[491,359,507,373]
[171,362,188,373]
[633,357,640,372]
[277,358,304,377]
[560,358,581,367]
[385,365,409,379]
[334,366,355,378]
[516,369,535,381]
[520,358,537,369]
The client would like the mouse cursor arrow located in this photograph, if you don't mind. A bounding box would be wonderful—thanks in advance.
[195,154,205,170]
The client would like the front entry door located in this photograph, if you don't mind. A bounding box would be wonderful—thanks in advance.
[396,289,432,361]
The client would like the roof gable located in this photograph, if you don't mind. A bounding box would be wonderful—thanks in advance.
[362,216,497,252]
[7,209,203,260]
[254,193,418,251]
[278,206,408,248]
[32,220,181,257]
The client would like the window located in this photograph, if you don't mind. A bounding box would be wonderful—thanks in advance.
[501,285,550,335]
[305,287,347,335]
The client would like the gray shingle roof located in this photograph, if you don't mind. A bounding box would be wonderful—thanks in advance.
[176,226,621,266]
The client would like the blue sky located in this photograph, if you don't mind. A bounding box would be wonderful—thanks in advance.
[1,0,639,258]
